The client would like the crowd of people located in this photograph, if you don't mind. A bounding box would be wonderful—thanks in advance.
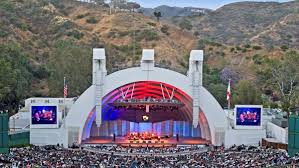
[0,144,298,167]
[84,144,206,156]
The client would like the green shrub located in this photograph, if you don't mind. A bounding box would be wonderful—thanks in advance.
[160,25,169,35]
[33,66,49,79]
[179,19,192,30]
[236,46,242,51]
[119,31,130,37]
[67,30,84,40]
[76,14,85,19]
[221,52,225,57]
[50,21,74,34]
[76,13,89,19]
[270,103,279,109]
[252,54,262,64]
[197,39,222,49]
[61,21,74,30]
[16,23,31,31]
[0,30,9,37]
[230,47,235,52]
[0,1,15,13]
[137,29,159,41]
[147,22,156,27]
[280,45,289,51]
[49,0,64,9]
[197,40,205,49]
[193,31,199,36]
[252,45,262,50]
[86,17,98,24]
[244,44,251,48]
[107,31,117,38]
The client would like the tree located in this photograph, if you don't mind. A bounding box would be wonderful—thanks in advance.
[203,66,228,107]
[179,19,192,30]
[268,51,299,115]
[161,25,169,35]
[207,83,227,108]
[0,43,32,114]
[153,11,162,22]
[233,80,262,105]
[0,59,16,101]
[127,2,140,12]
[47,40,92,97]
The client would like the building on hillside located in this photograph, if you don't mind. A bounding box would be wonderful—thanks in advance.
[190,8,207,16]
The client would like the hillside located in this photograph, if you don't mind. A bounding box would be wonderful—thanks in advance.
[0,0,298,113]
[194,1,299,49]
[0,0,196,98]
[165,1,299,96]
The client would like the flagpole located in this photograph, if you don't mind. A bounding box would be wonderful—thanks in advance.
[63,77,66,121]
[227,79,231,110]
[227,96,230,109]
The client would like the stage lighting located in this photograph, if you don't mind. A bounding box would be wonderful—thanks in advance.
[142,115,149,121]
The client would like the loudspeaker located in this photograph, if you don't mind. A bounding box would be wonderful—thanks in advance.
[113,133,116,141]
[176,134,179,142]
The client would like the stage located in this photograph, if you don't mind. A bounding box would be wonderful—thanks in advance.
[82,137,210,147]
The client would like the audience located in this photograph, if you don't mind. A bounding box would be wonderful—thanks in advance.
[84,144,207,155]
[0,144,298,167]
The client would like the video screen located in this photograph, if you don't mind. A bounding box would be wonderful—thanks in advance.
[236,107,261,126]
[31,106,57,125]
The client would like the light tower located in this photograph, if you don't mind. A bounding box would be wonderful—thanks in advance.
[188,50,204,128]
[93,49,107,126]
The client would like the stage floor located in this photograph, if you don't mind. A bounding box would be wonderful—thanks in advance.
[82,137,210,147]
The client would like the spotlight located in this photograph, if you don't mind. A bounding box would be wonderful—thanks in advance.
[142,115,149,121]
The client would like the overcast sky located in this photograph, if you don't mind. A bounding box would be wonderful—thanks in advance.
[131,0,292,9]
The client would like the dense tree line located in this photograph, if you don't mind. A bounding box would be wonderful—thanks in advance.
[47,40,92,97]
[0,44,32,114]
[204,50,299,111]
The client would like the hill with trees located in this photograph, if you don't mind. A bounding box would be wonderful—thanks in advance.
[0,0,298,115]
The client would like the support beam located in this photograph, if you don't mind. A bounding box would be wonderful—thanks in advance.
[160,83,165,99]
[130,83,135,99]
[170,88,175,100]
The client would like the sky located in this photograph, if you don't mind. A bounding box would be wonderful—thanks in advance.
[132,0,292,9]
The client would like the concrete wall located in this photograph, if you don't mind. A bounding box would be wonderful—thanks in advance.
[266,122,288,144]
[225,129,266,147]
[30,128,68,147]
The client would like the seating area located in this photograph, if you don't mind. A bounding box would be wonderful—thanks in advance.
[0,145,298,167]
